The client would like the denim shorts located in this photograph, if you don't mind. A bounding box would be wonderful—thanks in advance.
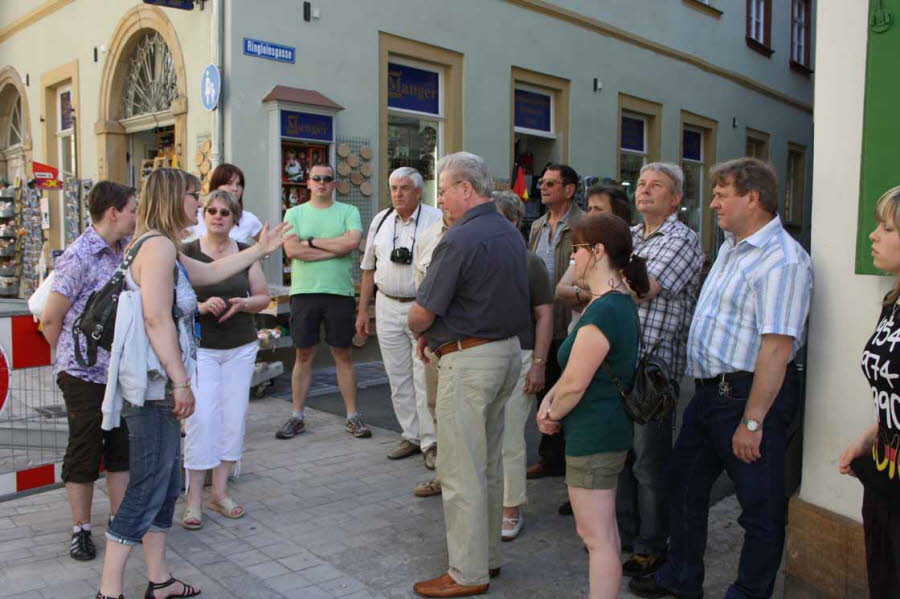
[106,399,181,545]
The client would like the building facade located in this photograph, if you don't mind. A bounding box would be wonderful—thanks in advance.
[1,0,815,284]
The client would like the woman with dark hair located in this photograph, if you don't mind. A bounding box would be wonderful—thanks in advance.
[556,184,632,332]
[839,185,900,598]
[536,212,647,599]
[190,163,263,243]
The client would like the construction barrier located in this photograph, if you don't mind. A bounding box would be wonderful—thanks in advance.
[0,305,65,499]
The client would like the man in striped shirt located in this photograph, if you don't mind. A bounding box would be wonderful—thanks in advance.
[631,158,812,599]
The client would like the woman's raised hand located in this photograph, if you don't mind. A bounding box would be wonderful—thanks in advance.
[258,221,294,255]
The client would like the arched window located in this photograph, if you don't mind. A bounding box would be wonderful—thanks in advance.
[122,31,178,119]
[0,85,27,182]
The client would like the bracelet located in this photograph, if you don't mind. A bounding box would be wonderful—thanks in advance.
[533,356,547,365]
[171,379,191,390]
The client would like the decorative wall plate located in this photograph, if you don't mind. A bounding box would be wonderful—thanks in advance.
[336,143,351,158]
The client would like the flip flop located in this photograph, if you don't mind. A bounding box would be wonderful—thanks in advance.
[180,506,203,530]
[206,496,245,519]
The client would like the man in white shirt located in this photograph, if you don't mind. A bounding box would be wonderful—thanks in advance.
[356,167,442,465]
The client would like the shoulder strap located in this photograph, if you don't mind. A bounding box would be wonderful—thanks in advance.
[372,207,394,268]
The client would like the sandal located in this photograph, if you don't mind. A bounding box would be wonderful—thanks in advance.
[144,576,201,598]
[206,496,245,519]
[96,593,124,599]
[180,505,203,530]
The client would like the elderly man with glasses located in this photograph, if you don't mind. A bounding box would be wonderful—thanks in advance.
[356,167,442,465]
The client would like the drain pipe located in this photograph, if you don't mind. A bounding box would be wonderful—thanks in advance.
[210,0,224,168]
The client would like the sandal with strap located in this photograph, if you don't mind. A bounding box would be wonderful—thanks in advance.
[96,593,124,599]
[144,576,201,598]
[206,496,244,519]
[180,505,203,530]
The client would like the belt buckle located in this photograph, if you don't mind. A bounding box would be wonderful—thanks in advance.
[718,373,731,397]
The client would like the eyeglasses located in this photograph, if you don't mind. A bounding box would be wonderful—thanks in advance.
[538,178,563,187]
[310,175,335,183]
[206,207,231,217]
[438,181,463,198]
[186,191,201,200]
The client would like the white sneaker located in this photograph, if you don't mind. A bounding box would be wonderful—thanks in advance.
[501,513,524,541]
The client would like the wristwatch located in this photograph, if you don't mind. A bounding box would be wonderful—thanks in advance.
[533,356,547,366]
[741,417,761,432]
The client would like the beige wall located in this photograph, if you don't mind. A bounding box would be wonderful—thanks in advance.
[801,0,890,522]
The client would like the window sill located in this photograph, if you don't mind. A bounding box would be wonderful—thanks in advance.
[789,60,814,76]
[682,0,722,18]
[746,37,774,57]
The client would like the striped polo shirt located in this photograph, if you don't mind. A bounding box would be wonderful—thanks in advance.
[686,216,813,379]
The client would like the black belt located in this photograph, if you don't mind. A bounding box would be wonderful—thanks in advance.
[694,371,754,387]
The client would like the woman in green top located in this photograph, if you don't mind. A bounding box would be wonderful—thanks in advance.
[537,213,648,599]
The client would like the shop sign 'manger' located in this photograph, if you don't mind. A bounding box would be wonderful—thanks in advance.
[243,38,295,64]
[280,111,334,143]
[388,63,439,115]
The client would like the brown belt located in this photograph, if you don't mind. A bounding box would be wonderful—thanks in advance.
[381,292,415,303]
[435,337,494,357]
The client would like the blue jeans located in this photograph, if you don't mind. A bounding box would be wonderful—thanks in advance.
[656,368,798,599]
[106,399,182,545]
[616,398,676,555]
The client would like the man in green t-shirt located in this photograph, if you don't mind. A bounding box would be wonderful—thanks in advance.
[275,164,371,440]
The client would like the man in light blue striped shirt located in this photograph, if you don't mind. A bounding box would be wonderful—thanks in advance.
[631,158,812,599]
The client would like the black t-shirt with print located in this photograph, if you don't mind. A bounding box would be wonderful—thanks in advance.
[853,300,900,506]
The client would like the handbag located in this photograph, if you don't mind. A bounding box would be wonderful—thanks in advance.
[72,234,174,367]
[603,337,678,425]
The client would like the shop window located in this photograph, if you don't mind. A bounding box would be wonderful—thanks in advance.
[386,59,442,204]
[681,126,706,236]
[57,86,74,179]
[784,144,805,225]
[790,0,812,69]
[745,128,770,160]
[746,0,773,55]
[620,114,648,190]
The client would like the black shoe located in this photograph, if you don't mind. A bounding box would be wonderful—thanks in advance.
[623,553,666,577]
[629,575,701,599]
[70,528,96,561]
[558,500,573,515]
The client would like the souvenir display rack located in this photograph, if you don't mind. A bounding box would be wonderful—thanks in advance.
[0,186,18,297]
[17,185,43,298]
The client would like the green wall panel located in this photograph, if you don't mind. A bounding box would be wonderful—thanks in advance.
[857,0,900,274]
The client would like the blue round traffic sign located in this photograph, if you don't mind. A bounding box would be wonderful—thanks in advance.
[201,64,221,111]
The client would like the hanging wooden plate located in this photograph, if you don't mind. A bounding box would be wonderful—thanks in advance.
[194,152,205,166]
[337,161,351,176]
[200,139,212,153]
[360,163,373,178]
[350,171,364,186]
[346,154,360,168]
[359,146,373,160]
[336,143,351,158]
[360,181,373,196]
[336,181,352,195]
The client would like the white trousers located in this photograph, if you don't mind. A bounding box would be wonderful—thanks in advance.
[184,341,258,470]
[375,292,435,450]
[502,349,534,507]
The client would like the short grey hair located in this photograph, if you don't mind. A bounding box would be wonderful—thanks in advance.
[640,162,684,196]
[436,151,493,197]
[203,189,242,224]
[493,191,524,225]
[389,167,424,191]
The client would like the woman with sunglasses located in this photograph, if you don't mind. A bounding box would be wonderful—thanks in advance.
[190,163,262,243]
[180,190,270,529]
[96,169,289,599]
[536,213,648,599]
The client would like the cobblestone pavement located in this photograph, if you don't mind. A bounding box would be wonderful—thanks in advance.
[0,394,783,598]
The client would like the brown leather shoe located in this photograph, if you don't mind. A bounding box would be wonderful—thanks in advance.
[413,573,488,597]
[525,462,563,479]
[388,439,421,460]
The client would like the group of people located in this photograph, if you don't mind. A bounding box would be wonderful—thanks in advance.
[38,144,896,599]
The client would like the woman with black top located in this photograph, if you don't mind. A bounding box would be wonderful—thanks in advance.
[839,184,900,597]
[181,190,270,529]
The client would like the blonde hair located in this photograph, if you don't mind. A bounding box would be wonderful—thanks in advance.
[203,189,242,224]
[134,168,201,245]
[875,185,900,305]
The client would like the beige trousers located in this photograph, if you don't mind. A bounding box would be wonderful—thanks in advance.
[435,337,521,586]
[501,349,534,507]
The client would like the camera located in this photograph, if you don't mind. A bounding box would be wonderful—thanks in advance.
[390,247,413,264]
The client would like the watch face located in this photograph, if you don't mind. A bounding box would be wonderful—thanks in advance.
[745,419,760,432]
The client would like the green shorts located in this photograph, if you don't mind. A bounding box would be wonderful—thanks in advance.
[565,451,629,490]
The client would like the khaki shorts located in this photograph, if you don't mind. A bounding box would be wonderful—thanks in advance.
[565,451,629,490]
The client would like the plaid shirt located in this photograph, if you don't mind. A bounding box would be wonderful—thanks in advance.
[631,214,704,377]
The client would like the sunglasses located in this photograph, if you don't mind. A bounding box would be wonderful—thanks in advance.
[206,207,231,217]
[186,191,201,200]
[538,179,563,187]
[310,175,335,183]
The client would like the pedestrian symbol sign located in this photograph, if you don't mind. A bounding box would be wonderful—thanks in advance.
[201,64,221,111]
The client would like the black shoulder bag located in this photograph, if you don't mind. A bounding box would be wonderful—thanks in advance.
[72,234,169,367]
[603,337,679,425]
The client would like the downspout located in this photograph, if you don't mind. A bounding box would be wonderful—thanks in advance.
[210,0,224,168]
